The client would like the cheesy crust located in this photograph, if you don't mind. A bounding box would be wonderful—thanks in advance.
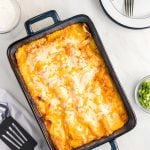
[16,23,128,150]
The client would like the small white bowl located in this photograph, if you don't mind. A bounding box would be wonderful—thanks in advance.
[0,0,21,34]
[135,75,150,114]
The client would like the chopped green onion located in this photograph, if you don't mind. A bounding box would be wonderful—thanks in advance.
[138,80,150,110]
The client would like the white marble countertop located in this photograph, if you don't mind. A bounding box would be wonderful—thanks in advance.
[0,0,150,150]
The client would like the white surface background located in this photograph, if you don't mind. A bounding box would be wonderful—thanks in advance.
[0,0,150,150]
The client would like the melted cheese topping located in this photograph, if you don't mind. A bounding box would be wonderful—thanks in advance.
[16,23,128,150]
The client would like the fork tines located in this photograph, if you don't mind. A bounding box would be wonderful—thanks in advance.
[125,0,134,17]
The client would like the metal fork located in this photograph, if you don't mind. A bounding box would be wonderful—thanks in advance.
[125,0,134,17]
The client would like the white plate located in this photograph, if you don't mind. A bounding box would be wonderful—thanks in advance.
[100,0,150,29]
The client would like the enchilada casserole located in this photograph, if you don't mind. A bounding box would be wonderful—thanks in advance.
[16,23,128,150]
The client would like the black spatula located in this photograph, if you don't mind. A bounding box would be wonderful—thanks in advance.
[0,104,37,150]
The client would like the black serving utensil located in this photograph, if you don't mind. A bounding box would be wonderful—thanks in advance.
[0,104,37,150]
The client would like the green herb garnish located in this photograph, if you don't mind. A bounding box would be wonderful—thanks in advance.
[138,80,150,110]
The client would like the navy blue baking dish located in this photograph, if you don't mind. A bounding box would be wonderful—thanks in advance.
[7,10,136,150]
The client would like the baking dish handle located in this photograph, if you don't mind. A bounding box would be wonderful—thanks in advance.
[109,140,119,150]
[25,10,60,35]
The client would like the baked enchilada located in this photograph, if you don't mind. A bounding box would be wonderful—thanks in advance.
[16,23,128,150]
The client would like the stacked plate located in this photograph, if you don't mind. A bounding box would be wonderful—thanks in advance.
[100,0,150,29]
